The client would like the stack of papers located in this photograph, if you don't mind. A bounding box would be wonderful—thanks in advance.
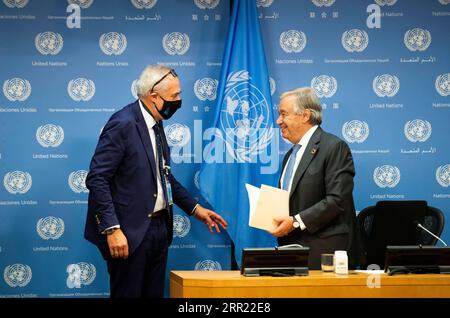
[246,183,289,231]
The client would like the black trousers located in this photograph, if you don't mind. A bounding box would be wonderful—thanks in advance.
[106,217,168,298]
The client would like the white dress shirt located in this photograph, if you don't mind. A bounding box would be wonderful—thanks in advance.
[139,100,166,212]
[280,125,319,230]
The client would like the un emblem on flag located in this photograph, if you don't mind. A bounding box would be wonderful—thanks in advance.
[165,124,191,147]
[256,0,274,7]
[3,0,28,8]
[3,264,32,287]
[374,0,397,5]
[3,78,31,101]
[35,32,63,55]
[219,70,273,162]
[194,170,200,190]
[68,78,95,101]
[68,170,89,193]
[312,0,335,7]
[341,29,368,52]
[373,74,400,97]
[131,79,139,99]
[173,215,191,238]
[435,73,450,96]
[373,165,401,188]
[68,0,93,8]
[404,28,431,52]
[131,0,157,9]
[342,120,369,144]
[163,32,190,55]
[194,78,218,101]
[99,32,127,55]
[436,165,450,188]
[36,124,64,148]
[311,75,337,98]
[37,216,65,240]
[194,0,220,9]
[195,260,222,271]
[4,171,32,194]
[439,0,450,4]
[404,119,432,143]
[66,262,96,288]
[279,30,307,53]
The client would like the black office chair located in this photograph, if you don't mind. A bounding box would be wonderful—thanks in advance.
[357,200,445,268]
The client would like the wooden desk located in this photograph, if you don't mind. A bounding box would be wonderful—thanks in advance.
[170,270,450,298]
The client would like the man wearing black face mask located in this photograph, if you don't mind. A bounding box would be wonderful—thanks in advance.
[84,65,228,298]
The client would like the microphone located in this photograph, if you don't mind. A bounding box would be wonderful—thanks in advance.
[414,221,448,246]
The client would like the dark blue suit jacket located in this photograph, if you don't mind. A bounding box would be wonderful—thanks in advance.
[84,101,197,259]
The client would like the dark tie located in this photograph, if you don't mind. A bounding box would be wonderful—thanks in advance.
[153,122,169,205]
[282,144,301,191]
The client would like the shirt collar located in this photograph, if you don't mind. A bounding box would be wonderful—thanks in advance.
[297,125,318,147]
[139,99,157,129]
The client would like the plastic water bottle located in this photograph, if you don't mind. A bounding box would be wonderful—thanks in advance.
[334,250,348,275]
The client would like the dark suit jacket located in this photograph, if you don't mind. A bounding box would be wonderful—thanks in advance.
[84,100,197,260]
[278,127,363,268]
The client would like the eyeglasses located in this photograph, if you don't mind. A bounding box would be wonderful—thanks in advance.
[150,69,178,92]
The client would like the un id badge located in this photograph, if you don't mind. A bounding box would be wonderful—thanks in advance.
[166,179,173,206]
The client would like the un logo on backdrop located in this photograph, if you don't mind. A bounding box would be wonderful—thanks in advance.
[36,124,64,148]
[312,0,335,7]
[256,0,274,7]
[219,71,273,162]
[3,264,32,287]
[194,0,220,9]
[67,0,93,8]
[2,0,28,8]
[342,120,369,144]
[269,77,276,96]
[99,32,127,55]
[67,78,95,101]
[373,165,401,188]
[373,74,400,97]
[66,262,96,289]
[436,164,450,188]
[173,215,191,238]
[439,0,450,4]
[3,78,31,101]
[131,79,139,99]
[131,0,157,9]
[435,73,450,96]
[195,260,222,271]
[68,170,88,193]
[165,124,191,147]
[404,28,431,52]
[36,216,65,240]
[163,32,190,55]
[35,32,63,55]
[4,171,32,194]
[404,119,432,143]
[311,75,337,98]
[279,30,307,53]
[194,78,218,101]
[341,29,369,52]
[374,0,397,5]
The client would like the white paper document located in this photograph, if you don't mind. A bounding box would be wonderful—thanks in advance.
[245,183,289,232]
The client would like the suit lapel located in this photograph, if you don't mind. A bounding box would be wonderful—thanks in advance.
[290,127,322,197]
[132,101,158,184]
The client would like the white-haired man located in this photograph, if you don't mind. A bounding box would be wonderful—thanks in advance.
[269,87,362,269]
[84,65,227,298]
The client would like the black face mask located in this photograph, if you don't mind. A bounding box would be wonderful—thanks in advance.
[156,95,182,120]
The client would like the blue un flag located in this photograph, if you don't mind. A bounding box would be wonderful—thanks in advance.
[199,0,279,267]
